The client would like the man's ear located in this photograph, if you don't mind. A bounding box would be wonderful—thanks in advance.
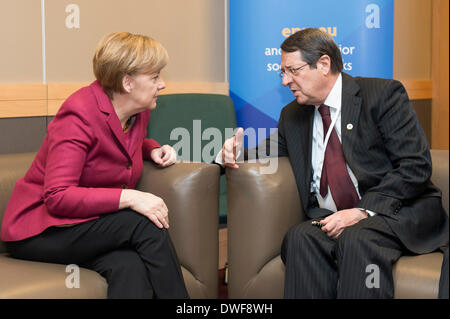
[122,74,133,93]
[317,55,332,75]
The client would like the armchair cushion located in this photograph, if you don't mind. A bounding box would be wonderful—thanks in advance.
[0,153,35,253]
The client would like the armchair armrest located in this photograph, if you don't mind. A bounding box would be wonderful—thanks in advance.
[136,161,220,298]
[430,150,449,214]
[226,157,305,298]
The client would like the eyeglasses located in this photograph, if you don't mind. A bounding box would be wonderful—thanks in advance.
[278,63,309,79]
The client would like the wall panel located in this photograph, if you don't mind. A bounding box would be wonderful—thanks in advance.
[44,0,225,83]
[432,0,449,150]
[0,0,42,83]
[393,0,432,80]
[0,117,47,154]
[0,84,47,118]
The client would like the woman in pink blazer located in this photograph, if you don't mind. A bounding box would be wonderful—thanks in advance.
[1,32,188,299]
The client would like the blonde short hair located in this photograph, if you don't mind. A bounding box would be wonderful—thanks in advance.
[93,32,168,98]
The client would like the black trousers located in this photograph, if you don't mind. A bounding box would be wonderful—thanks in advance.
[281,214,407,299]
[6,209,189,299]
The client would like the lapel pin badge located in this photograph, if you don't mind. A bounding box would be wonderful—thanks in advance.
[346,123,353,130]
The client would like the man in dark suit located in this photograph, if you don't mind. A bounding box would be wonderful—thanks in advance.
[220,28,448,298]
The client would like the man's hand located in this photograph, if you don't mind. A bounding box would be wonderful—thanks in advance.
[320,208,368,239]
[151,145,177,167]
[222,127,244,169]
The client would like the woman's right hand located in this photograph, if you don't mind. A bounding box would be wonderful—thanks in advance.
[119,189,169,229]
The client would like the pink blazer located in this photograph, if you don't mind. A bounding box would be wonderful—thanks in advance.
[1,81,161,242]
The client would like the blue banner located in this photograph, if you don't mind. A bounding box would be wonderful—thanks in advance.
[229,0,394,147]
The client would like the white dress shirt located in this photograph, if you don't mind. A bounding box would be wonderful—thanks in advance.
[311,73,375,216]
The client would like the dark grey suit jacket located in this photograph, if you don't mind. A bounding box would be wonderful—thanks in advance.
[250,72,448,254]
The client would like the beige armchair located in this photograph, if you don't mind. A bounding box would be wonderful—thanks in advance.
[226,150,448,299]
[0,152,220,298]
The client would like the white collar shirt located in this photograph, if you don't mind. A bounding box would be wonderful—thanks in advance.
[311,73,362,212]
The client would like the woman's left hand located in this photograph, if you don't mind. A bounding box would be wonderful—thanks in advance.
[151,145,177,167]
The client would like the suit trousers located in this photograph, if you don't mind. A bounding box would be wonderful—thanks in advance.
[281,214,407,298]
[5,209,189,299]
